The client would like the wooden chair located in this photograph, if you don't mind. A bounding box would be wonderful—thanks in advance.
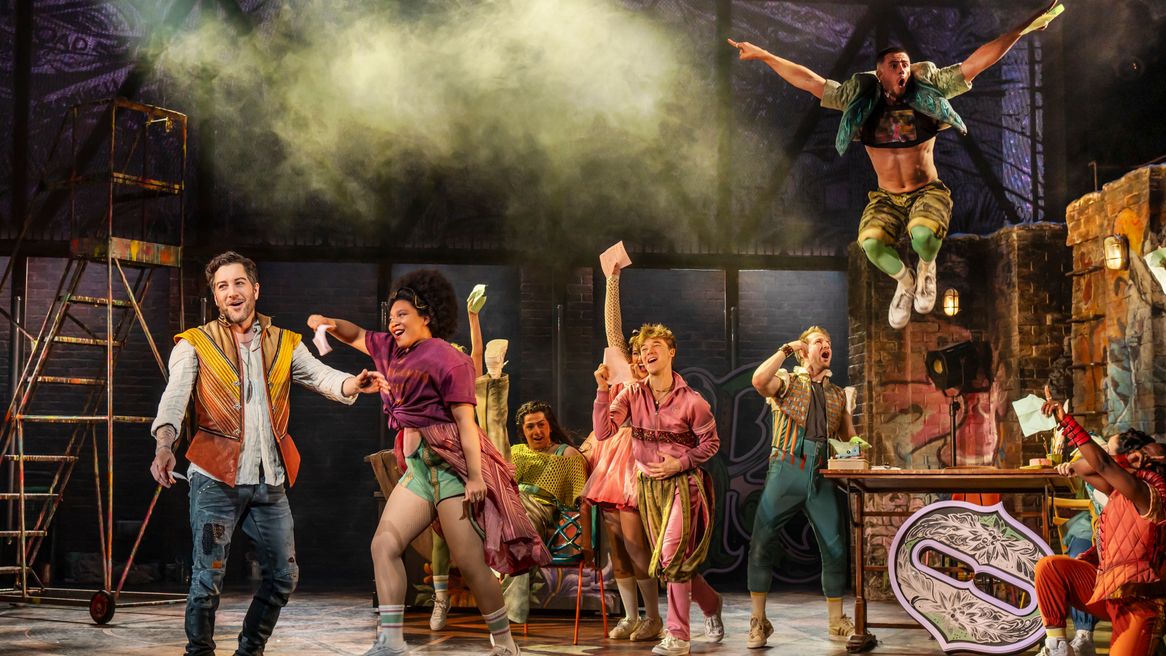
[1051,497,1097,554]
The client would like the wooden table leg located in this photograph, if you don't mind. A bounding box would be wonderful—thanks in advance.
[846,484,877,653]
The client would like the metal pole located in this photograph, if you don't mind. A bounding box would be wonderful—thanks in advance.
[6,291,24,536]
[553,303,564,418]
[948,396,958,468]
[104,101,116,593]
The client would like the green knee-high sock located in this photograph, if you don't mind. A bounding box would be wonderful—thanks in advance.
[909,226,942,263]
[860,239,905,276]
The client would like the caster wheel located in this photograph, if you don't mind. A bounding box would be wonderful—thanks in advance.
[89,589,115,624]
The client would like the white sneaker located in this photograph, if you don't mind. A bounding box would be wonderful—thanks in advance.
[1038,637,1069,656]
[429,597,450,630]
[487,645,520,656]
[888,270,916,330]
[1069,633,1095,656]
[914,259,937,314]
[702,594,724,642]
[651,632,691,656]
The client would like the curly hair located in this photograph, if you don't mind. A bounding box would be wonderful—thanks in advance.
[636,323,676,352]
[388,269,459,340]
[515,400,576,446]
[1115,428,1155,455]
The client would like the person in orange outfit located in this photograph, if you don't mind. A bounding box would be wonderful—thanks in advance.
[1036,386,1166,656]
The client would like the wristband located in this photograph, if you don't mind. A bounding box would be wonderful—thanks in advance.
[1058,414,1091,449]
[780,344,795,358]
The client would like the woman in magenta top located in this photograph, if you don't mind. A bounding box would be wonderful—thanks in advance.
[310,269,545,656]
[593,323,722,656]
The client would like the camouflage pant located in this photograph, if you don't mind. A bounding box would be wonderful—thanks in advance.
[857,180,952,245]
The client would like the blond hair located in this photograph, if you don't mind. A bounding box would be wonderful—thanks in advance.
[636,323,676,351]
[799,325,831,343]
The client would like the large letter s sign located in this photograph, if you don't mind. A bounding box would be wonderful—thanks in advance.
[888,501,1052,654]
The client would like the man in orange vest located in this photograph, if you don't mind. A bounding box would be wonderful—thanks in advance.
[148,251,384,656]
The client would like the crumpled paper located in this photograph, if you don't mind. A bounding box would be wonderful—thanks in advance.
[467,284,487,313]
[313,324,332,356]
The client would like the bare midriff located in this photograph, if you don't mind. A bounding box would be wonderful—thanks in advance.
[865,138,938,193]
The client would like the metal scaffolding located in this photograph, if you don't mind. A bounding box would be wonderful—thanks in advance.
[0,98,188,623]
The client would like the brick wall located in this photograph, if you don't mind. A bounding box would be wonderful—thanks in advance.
[848,223,1071,599]
[1065,165,1166,435]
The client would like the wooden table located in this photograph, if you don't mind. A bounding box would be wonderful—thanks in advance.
[822,468,1072,653]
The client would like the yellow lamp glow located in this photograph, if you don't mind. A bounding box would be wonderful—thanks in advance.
[942,288,960,317]
[1104,234,1129,270]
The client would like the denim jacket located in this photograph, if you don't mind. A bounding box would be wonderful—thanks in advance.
[821,61,971,156]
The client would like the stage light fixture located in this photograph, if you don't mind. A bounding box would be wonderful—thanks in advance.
[1104,234,1129,270]
[942,288,960,317]
[924,341,987,468]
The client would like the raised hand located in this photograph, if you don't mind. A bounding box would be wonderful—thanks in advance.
[1041,384,1066,421]
[728,38,770,61]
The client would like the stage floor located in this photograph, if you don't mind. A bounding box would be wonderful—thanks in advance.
[0,590,954,655]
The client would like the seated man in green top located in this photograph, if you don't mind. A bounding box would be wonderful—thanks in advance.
[502,401,590,624]
[729,0,1060,330]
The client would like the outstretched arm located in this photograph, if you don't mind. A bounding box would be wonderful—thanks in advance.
[307,315,369,355]
[1043,385,1151,514]
[728,39,826,99]
[960,1,1060,83]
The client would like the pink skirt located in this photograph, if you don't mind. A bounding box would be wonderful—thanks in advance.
[398,421,550,575]
[582,426,638,510]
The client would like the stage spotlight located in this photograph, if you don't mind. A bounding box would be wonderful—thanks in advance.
[925,341,977,393]
[1104,234,1129,270]
[925,341,989,468]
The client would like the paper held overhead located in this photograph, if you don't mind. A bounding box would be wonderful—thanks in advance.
[1012,394,1057,437]
[599,241,632,277]
[467,284,488,313]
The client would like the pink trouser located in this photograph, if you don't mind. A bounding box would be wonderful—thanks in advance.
[659,476,719,641]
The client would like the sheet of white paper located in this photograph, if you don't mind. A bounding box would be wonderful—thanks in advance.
[603,347,633,387]
[467,284,488,313]
[313,325,332,356]
[1012,394,1057,437]
[1146,249,1166,296]
[599,241,633,277]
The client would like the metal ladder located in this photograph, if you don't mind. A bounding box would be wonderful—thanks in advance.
[0,98,188,622]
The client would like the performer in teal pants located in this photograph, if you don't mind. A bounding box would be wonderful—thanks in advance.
[746,326,858,648]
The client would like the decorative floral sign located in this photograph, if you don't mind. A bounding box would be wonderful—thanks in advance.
[888,501,1052,653]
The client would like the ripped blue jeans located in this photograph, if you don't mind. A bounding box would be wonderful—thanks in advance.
[186,472,299,656]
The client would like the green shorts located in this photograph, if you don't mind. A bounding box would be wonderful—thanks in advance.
[857,180,952,245]
[400,442,465,505]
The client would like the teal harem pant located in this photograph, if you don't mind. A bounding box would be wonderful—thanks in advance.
[747,439,847,597]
